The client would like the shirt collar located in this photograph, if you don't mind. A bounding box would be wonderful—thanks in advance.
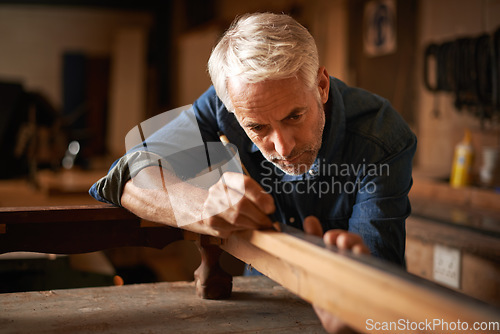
[249,142,260,153]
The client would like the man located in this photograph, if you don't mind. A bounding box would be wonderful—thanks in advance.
[90,12,416,333]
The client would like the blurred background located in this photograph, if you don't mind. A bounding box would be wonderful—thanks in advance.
[0,0,499,307]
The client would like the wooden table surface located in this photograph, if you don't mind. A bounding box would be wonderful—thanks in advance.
[0,276,325,334]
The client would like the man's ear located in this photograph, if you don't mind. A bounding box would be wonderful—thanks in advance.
[317,67,330,104]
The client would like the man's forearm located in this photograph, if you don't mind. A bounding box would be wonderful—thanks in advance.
[120,166,213,235]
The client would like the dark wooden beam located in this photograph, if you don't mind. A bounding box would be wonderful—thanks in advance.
[0,205,184,254]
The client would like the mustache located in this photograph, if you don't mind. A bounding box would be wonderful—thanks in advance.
[269,149,313,163]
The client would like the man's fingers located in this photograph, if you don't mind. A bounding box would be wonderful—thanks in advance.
[202,197,272,230]
[226,195,273,228]
[202,212,262,238]
[337,233,370,254]
[324,230,370,255]
[222,172,275,214]
[323,229,343,245]
[303,216,323,237]
[352,243,370,255]
[201,172,274,234]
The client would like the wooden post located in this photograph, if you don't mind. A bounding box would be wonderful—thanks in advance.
[193,235,232,300]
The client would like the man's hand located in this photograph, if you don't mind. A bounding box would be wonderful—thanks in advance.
[122,168,274,238]
[303,216,370,255]
[201,172,275,238]
[303,216,370,334]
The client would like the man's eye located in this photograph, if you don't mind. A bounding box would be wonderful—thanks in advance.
[288,114,302,121]
[250,125,264,132]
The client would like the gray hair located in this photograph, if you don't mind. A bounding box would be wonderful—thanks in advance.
[208,12,320,112]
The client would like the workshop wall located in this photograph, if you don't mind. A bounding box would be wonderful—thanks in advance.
[0,6,153,160]
[0,1,347,162]
[2,1,499,177]
[415,0,500,179]
[175,0,350,106]
[347,0,418,127]
[0,5,152,111]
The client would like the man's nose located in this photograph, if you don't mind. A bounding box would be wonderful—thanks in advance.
[271,128,295,158]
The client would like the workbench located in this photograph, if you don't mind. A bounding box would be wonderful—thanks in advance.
[2,201,500,333]
[1,276,325,334]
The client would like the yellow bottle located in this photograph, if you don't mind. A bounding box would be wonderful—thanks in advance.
[450,129,474,187]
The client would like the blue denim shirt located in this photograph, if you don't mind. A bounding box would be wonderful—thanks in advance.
[90,77,416,266]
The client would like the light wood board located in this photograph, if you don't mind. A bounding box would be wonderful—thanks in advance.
[221,229,500,333]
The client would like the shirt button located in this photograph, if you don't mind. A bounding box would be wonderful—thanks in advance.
[289,217,295,223]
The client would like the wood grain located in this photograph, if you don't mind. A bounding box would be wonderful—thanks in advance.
[222,229,500,333]
[407,216,500,261]
[1,276,325,334]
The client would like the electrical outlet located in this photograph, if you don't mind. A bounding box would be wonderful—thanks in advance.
[433,244,461,289]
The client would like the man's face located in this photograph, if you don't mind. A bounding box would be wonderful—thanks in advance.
[228,70,329,175]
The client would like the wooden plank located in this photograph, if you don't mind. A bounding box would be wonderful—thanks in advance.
[410,176,500,214]
[0,205,184,254]
[0,204,136,224]
[221,229,500,333]
[0,276,325,334]
[410,198,500,236]
[0,178,101,207]
[407,216,500,261]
